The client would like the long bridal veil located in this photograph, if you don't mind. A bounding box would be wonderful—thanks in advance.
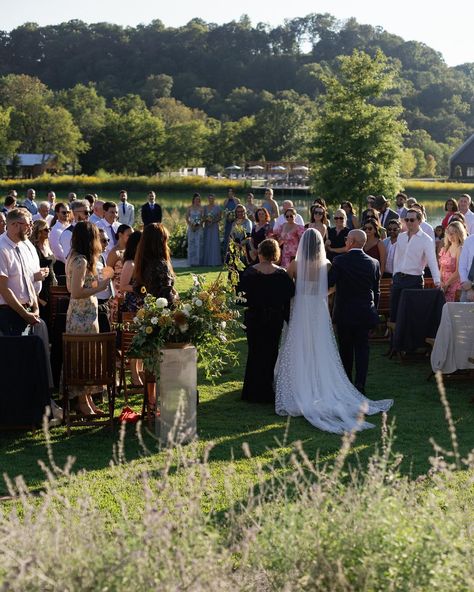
[275,228,393,434]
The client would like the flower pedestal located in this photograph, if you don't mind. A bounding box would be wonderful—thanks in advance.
[157,343,197,446]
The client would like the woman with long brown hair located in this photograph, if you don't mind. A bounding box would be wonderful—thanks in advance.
[133,223,177,306]
[31,219,57,327]
[65,221,113,416]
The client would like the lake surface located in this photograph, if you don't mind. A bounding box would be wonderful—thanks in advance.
[68,189,448,228]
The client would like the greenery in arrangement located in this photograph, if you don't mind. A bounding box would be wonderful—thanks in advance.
[129,274,242,379]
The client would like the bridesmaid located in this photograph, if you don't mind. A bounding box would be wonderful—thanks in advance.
[272,207,304,269]
[439,221,466,302]
[106,223,132,323]
[222,188,240,253]
[186,193,204,266]
[31,219,57,328]
[202,194,222,266]
[245,192,257,223]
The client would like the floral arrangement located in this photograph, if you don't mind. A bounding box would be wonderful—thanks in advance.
[224,209,236,223]
[190,216,203,230]
[128,275,242,379]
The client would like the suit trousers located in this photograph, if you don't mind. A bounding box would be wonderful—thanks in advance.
[336,323,370,392]
[390,273,423,322]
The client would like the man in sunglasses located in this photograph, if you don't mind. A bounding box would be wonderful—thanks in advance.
[390,208,440,322]
[58,199,91,262]
[50,202,70,276]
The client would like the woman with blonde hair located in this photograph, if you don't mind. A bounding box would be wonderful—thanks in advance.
[325,208,350,261]
[438,221,466,302]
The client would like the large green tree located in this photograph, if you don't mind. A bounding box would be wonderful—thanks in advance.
[312,50,406,211]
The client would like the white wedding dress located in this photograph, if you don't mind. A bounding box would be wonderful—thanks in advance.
[275,228,393,434]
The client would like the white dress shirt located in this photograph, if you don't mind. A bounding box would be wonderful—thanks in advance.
[32,213,54,227]
[459,234,474,284]
[463,209,474,235]
[273,212,305,232]
[97,220,120,257]
[0,234,36,305]
[23,239,42,294]
[421,221,435,241]
[59,223,75,262]
[50,221,69,263]
[95,255,113,300]
[382,237,397,274]
[89,213,103,225]
[118,201,135,226]
[393,229,440,284]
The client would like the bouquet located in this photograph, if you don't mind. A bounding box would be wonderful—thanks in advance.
[224,209,236,223]
[191,216,202,231]
[128,275,242,379]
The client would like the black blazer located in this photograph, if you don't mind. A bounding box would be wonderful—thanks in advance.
[328,249,380,328]
[141,202,162,226]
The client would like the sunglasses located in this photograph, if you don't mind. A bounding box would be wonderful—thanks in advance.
[388,227,400,231]
[334,216,344,220]
[405,218,417,222]
[100,237,110,243]
[42,228,51,232]
[59,210,69,215]
[363,227,373,231]
[286,215,295,219]
[314,211,323,215]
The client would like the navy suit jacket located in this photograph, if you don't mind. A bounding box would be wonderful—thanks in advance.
[328,249,380,328]
[141,202,162,226]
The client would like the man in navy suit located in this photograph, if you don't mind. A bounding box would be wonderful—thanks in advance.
[328,229,380,394]
[141,191,162,226]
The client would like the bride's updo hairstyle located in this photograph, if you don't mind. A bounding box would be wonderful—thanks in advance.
[295,228,327,294]
[258,238,280,262]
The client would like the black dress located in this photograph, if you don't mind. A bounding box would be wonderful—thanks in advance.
[35,245,57,327]
[239,266,295,403]
[327,226,350,261]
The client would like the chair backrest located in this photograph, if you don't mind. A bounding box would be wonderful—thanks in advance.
[424,278,435,289]
[63,332,117,387]
[378,277,392,315]
[120,312,138,356]
[50,285,70,326]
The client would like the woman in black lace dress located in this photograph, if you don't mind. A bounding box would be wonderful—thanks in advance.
[31,219,57,327]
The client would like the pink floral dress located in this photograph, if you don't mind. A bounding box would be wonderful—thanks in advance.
[274,225,305,269]
[439,248,461,302]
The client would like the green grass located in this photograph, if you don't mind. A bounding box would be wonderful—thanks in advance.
[0,267,473,508]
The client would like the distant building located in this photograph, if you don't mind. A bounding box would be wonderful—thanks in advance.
[177,167,206,177]
[449,134,474,180]
[6,154,57,178]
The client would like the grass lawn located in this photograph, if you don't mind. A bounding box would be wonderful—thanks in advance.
[1,266,473,510]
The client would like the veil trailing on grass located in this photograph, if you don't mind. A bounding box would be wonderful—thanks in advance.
[275,228,393,434]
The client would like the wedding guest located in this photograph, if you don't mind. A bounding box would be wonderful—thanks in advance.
[395,192,408,218]
[272,207,304,269]
[382,219,401,278]
[32,202,53,226]
[31,220,57,327]
[2,195,17,214]
[186,193,204,266]
[227,204,253,272]
[222,188,240,252]
[458,194,474,235]
[118,190,135,226]
[305,205,328,240]
[261,188,279,228]
[364,207,387,238]
[67,192,77,203]
[245,192,257,223]
[89,200,104,224]
[459,232,474,301]
[449,212,468,233]
[97,201,119,256]
[373,195,400,230]
[439,221,466,302]
[239,239,295,403]
[341,201,360,229]
[411,203,435,241]
[390,208,440,321]
[249,207,271,263]
[65,221,112,416]
[325,209,350,261]
[361,195,376,224]
[434,225,445,256]
[273,200,304,232]
[313,197,327,210]
[141,191,162,226]
[441,198,458,228]
[49,202,70,277]
[133,223,177,306]
[106,224,132,323]
[23,188,38,215]
[58,199,91,263]
[47,190,56,215]
[202,194,222,266]
[95,228,114,332]
[362,218,386,276]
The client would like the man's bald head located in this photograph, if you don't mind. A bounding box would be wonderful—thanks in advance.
[347,229,366,249]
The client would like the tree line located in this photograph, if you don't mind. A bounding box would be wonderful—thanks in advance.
[0,14,472,177]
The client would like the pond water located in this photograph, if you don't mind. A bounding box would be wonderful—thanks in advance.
[69,189,449,228]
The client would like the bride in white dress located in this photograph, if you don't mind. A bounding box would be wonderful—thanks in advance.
[275,228,393,433]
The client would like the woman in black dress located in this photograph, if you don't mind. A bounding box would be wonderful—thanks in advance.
[325,208,350,262]
[249,207,271,263]
[31,219,57,328]
[239,239,295,403]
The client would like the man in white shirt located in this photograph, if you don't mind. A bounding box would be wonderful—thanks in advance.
[89,199,104,224]
[411,203,435,241]
[459,233,474,301]
[117,190,135,226]
[47,191,56,215]
[458,194,474,235]
[59,199,91,262]
[96,228,114,332]
[49,202,70,275]
[97,201,119,257]
[273,200,304,232]
[32,201,54,226]
[382,218,402,277]
[390,208,440,321]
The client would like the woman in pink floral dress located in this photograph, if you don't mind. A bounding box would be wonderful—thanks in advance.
[272,207,305,268]
[438,221,466,302]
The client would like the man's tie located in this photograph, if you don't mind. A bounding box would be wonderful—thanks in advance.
[15,245,36,306]
[109,225,117,246]
[122,203,126,215]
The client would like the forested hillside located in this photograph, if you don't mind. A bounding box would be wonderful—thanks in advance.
[0,14,472,176]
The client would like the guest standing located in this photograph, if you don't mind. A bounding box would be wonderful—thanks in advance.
[186,193,204,266]
[31,219,57,327]
[325,209,350,261]
[382,219,401,278]
[341,201,360,229]
[141,191,162,226]
[362,219,386,276]
[439,221,466,302]
[202,194,222,266]
[305,205,328,240]
[249,207,271,263]
[272,207,304,269]
[239,239,295,403]
[65,222,112,416]
[261,188,279,229]
[117,190,135,226]
[228,204,253,270]
[222,189,240,253]
[459,233,474,301]
[106,224,132,323]
[245,193,257,223]
[441,198,458,229]
[49,202,70,277]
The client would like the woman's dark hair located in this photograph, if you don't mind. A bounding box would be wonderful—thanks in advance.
[258,238,280,262]
[84,194,95,207]
[341,201,355,215]
[115,223,132,241]
[192,193,201,205]
[444,198,458,212]
[365,208,380,223]
[255,207,270,223]
[284,207,297,218]
[123,230,142,262]
[71,221,101,273]
[134,223,171,284]
[310,205,328,225]
[313,197,327,209]
[4,195,16,207]
[363,219,382,239]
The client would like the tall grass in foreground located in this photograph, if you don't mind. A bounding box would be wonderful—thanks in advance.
[0,376,473,591]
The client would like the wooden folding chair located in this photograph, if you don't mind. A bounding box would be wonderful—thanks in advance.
[62,332,117,435]
[50,285,70,328]
[117,312,144,403]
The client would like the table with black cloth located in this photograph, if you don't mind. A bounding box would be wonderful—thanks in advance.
[392,288,446,352]
[0,335,50,426]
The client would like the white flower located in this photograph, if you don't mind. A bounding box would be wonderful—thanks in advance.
[156,297,168,309]
[182,303,192,316]
[193,298,203,307]
[151,317,158,325]
[179,323,189,333]
[219,334,227,342]
[220,321,227,329]
[133,317,139,324]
